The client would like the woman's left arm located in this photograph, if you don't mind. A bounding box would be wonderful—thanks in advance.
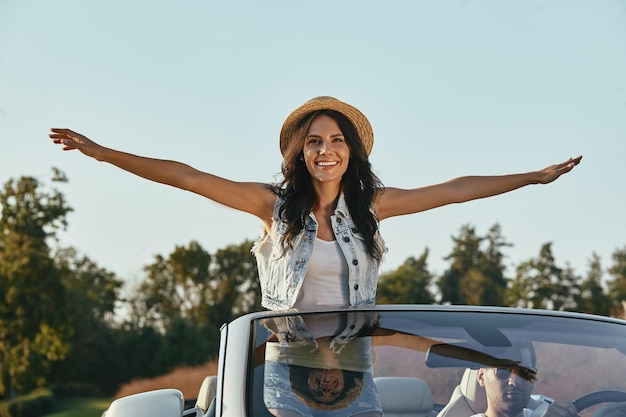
[376,156,582,220]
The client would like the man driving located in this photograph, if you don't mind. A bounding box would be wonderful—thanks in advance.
[472,343,578,417]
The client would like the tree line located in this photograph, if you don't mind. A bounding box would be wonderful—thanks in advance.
[1,171,625,399]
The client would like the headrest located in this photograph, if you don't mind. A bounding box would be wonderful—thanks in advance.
[459,369,487,413]
[107,389,184,417]
[375,377,433,416]
[195,375,218,413]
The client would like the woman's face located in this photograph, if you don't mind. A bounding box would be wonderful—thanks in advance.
[302,114,351,185]
[307,368,345,403]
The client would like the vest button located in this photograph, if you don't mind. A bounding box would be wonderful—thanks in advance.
[343,236,350,242]
[337,218,342,223]
[354,284,359,290]
[352,259,358,265]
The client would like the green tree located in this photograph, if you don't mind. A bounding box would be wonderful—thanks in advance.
[155,317,219,371]
[49,247,123,395]
[607,246,626,318]
[506,243,579,310]
[377,249,434,304]
[204,239,261,327]
[135,240,212,331]
[558,264,581,311]
[477,224,510,306]
[0,172,72,397]
[127,239,259,374]
[113,323,164,382]
[438,225,482,304]
[438,224,509,305]
[577,253,611,316]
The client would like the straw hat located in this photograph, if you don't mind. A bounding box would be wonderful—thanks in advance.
[279,96,374,156]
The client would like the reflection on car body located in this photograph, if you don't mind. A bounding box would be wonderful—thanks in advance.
[104,305,626,417]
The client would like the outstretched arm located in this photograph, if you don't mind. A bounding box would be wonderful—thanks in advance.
[49,128,276,224]
[376,156,582,220]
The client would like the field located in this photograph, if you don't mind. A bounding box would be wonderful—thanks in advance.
[42,360,218,416]
[113,360,219,400]
[45,398,109,417]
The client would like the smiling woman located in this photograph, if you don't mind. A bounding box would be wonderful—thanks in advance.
[0,1,624,286]
[49,94,580,312]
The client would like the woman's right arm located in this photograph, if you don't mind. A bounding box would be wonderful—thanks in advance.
[49,128,276,223]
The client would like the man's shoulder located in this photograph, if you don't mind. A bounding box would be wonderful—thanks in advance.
[470,411,532,417]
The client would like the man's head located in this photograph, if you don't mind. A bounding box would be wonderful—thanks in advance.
[477,342,537,417]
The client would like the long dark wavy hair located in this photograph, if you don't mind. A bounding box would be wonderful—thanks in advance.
[270,110,384,261]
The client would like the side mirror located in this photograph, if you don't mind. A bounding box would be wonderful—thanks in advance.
[105,389,185,417]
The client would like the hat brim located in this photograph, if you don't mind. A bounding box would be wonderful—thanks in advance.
[279,96,373,156]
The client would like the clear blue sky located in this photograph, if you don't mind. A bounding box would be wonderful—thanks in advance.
[1,0,625,288]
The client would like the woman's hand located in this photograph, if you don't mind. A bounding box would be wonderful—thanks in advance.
[49,128,105,160]
[535,155,582,184]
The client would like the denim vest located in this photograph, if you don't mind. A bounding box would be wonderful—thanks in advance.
[261,311,381,353]
[252,193,386,310]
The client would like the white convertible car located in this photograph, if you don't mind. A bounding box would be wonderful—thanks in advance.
[105,305,626,417]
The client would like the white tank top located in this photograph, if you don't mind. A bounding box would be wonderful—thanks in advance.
[294,238,349,308]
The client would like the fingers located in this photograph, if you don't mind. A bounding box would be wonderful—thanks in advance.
[49,128,79,140]
[49,128,70,143]
[49,128,83,150]
[565,155,582,167]
[554,155,583,174]
[537,155,582,184]
[49,128,75,138]
[555,156,582,169]
[562,156,583,172]
[547,401,579,417]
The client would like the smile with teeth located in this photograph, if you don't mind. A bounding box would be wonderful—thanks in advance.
[316,161,338,166]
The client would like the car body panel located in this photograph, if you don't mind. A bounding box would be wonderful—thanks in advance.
[104,305,626,417]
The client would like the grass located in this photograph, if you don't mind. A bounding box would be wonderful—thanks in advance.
[40,360,218,417]
[43,397,110,417]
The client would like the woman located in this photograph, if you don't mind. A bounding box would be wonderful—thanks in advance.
[49,96,582,311]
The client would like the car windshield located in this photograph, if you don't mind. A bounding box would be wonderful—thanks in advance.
[249,308,626,417]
